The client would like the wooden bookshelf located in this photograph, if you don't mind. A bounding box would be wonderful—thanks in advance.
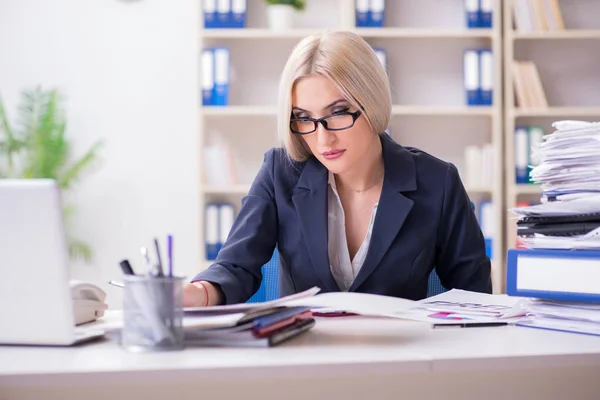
[199,0,505,292]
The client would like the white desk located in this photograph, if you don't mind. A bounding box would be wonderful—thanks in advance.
[1,313,600,400]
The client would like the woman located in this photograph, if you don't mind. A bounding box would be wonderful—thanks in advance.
[184,30,492,307]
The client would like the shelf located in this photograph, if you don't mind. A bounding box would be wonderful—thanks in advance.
[202,106,276,116]
[512,30,600,40]
[354,28,494,39]
[200,28,494,40]
[513,107,600,118]
[391,105,494,116]
[204,185,251,194]
[201,105,494,117]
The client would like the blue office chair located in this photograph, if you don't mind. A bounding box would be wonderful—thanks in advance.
[427,269,447,297]
[247,249,280,303]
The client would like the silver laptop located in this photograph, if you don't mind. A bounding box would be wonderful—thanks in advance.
[0,179,104,346]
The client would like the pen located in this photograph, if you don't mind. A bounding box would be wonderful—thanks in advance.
[432,322,508,329]
[167,234,173,277]
[108,280,124,288]
[154,238,164,276]
[119,259,136,275]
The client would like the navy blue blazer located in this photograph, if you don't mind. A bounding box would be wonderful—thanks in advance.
[193,134,492,304]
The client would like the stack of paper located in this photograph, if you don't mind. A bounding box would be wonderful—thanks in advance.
[510,120,600,250]
[517,299,600,336]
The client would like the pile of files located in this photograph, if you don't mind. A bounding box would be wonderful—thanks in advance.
[506,120,600,336]
[517,298,600,336]
[511,120,600,250]
[182,288,322,347]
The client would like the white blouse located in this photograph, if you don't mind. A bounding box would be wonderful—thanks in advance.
[327,172,379,291]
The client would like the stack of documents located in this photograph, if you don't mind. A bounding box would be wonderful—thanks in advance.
[510,120,600,250]
[517,299,600,336]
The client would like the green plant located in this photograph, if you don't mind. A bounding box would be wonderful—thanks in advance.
[0,86,104,263]
[265,0,306,12]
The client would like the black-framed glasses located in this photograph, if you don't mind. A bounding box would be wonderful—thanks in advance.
[290,110,362,135]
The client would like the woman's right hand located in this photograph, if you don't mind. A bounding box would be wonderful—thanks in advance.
[183,281,223,307]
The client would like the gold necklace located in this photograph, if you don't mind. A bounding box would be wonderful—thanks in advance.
[341,172,384,193]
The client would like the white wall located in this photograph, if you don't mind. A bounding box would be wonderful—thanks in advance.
[0,0,200,308]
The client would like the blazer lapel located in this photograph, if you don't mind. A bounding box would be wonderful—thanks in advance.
[349,135,417,291]
[292,157,339,292]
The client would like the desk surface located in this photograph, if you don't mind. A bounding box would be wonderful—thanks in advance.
[1,312,600,383]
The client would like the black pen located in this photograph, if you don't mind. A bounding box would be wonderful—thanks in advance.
[119,259,135,275]
[154,238,164,276]
[432,322,508,329]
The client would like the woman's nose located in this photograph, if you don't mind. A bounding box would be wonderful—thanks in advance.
[316,123,335,146]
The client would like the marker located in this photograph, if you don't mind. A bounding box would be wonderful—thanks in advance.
[167,235,173,277]
[432,322,508,329]
[154,238,164,276]
[119,259,135,275]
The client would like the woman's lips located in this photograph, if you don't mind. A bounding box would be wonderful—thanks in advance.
[322,149,346,160]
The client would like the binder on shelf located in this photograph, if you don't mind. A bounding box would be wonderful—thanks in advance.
[463,49,479,106]
[369,0,385,27]
[205,202,236,260]
[478,49,493,106]
[217,0,231,28]
[527,125,544,183]
[219,203,235,250]
[205,203,220,260]
[479,0,493,28]
[506,248,600,303]
[230,0,247,28]
[201,49,215,106]
[355,0,369,27]
[213,47,230,106]
[515,126,529,184]
[203,0,218,29]
[464,0,479,28]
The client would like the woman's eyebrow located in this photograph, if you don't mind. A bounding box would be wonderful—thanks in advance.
[292,99,348,114]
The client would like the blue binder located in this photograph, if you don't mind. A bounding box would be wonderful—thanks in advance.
[463,49,480,106]
[216,0,231,28]
[514,126,529,184]
[201,48,214,106]
[212,47,230,106]
[230,0,247,28]
[203,0,218,28]
[369,0,385,27]
[479,0,493,28]
[478,49,493,106]
[465,0,479,28]
[355,0,369,27]
[506,249,600,303]
[204,203,220,260]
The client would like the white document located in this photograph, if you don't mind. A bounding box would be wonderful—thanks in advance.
[285,291,417,318]
[185,287,418,320]
[395,289,529,324]
[184,286,322,314]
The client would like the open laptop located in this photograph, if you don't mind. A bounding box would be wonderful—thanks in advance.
[0,179,105,346]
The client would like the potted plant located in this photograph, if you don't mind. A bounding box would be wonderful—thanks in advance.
[265,0,306,30]
[0,86,104,263]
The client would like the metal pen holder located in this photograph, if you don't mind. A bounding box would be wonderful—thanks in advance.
[121,275,185,352]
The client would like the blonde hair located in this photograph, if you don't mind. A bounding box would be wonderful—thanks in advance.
[277,30,392,162]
